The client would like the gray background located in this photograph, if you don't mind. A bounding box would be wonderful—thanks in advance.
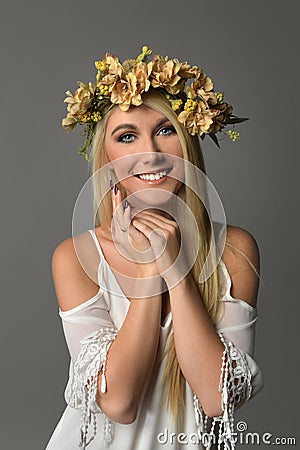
[0,1,299,449]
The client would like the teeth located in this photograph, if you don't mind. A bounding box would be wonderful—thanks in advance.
[138,170,167,181]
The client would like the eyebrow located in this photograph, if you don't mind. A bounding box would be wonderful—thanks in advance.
[111,123,137,137]
[110,117,171,137]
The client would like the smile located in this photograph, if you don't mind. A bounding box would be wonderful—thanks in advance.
[133,168,172,182]
[138,170,166,181]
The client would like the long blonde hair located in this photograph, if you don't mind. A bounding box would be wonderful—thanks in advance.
[89,89,260,426]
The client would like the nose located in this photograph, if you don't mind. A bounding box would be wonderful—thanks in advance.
[139,136,163,164]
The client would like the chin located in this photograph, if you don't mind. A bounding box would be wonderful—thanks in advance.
[127,187,177,210]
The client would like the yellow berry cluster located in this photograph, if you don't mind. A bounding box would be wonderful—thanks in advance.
[228,130,240,141]
[184,99,197,112]
[91,111,102,122]
[170,99,183,112]
[80,111,102,123]
[216,92,224,103]
[99,85,110,96]
[95,60,108,72]
[136,45,152,63]
[80,112,91,123]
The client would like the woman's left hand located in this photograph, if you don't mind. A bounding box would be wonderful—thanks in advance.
[132,210,188,287]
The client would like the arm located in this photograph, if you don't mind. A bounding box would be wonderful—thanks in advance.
[168,225,260,417]
[168,273,225,417]
[132,214,261,416]
[52,235,163,425]
[96,290,162,424]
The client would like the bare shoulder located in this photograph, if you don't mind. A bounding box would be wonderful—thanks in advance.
[222,225,260,308]
[52,233,100,312]
[224,225,260,272]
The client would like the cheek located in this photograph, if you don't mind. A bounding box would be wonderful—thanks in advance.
[175,141,184,157]
[105,145,133,182]
[170,178,183,194]
[118,177,135,192]
[105,145,122,162]
[165,137,183,157]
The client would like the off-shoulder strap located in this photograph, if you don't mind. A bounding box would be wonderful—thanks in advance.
[219,258,233,298]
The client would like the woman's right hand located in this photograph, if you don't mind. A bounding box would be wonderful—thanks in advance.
[111,184,159,279]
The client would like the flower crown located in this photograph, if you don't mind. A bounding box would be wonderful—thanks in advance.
[62,46,248,162]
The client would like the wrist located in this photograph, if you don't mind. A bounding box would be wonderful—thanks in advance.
[136,263,159,279]
[162,267,190,290]
[130,270,163,299]
[161,252,190,289]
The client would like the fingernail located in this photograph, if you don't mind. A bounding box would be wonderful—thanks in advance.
[114,184,118,195]
[124,199,129,209]
[109,179,114,190]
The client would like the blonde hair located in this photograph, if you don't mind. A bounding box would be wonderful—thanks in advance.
[89,89,260,427]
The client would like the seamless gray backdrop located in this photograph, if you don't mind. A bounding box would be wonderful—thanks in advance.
[1,1,299,449]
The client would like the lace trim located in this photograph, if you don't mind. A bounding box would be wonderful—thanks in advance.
[65,327,118,449]
[193,332,252,449]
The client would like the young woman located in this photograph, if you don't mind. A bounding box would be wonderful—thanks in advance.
[46,47,263,449]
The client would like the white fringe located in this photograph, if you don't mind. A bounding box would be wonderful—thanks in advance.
[64,327,118,449]
[193,332,252,449]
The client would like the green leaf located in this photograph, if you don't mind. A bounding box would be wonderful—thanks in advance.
[227,116,249,124]
[208,132,220,148]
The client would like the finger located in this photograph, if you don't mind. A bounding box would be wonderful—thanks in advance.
[112,187,125,227]
[132,218,158,240]
[133,213,172,232]
[123,201,131,229]
[111,186,125,239]
[111,184,118,215]
[129,223,149,245]
[133,216,158,231]
[128,222,152,254]
[137,210,175,222]
[135,210,176,228]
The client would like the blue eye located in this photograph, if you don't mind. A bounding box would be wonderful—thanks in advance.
[118,133,135,143]
[158,126,176,136]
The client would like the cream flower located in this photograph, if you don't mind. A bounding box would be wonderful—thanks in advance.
[208,102,233,133]
[133,61,152,92]
[150,56,183,94]
[105,53,124,78]
[122,59,138,74]
[178,61,200,79]
[178,101,219,136]
[111,62,152,111]
[187,71,216,105]
[64,82,94,116]
[195,71,214,91]
[97,74,118,94]
[61,113,77,131]
[96,53,124,92]
[110,77,137,111]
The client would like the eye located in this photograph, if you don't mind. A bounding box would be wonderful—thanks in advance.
[118,133,136,143]
[158,126,176,136]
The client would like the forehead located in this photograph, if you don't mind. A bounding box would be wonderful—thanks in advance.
[106,104,168,130]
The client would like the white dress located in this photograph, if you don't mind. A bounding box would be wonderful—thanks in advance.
[45,229,263,450]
